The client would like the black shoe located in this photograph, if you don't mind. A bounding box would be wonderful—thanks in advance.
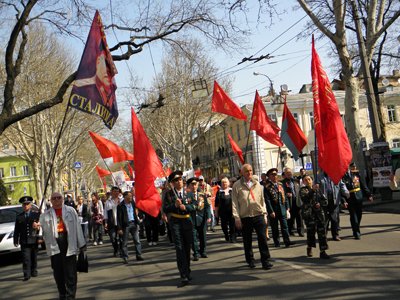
[123,257,128,264]
[23,277,30,281]
[320,251,330,259]
[136,255,144,261]
[262,262,273,270]
[193,256,199,261]
[248,261,256,268]
[200,253,208,258]
[31,272,38,277]
[274,243,281,248]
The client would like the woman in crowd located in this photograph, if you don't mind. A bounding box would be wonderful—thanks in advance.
[90,193,104,246]
[215,177,236,242]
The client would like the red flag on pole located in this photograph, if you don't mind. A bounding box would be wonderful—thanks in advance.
[227,134,245,164]
[89,131,134,163]
[311,36,352,184]
[131,108,163,217]
[250,91,283,147]
[95,165,112,177]
[68,11,119,129]
[212,81,247,120]
[280,101,308,160]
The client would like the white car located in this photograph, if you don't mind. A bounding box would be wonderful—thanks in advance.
[0,204,40,255]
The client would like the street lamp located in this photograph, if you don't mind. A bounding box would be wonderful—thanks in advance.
[253,72,275,97]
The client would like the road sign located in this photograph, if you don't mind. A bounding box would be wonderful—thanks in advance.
[305,162,313,170]
[74,161,82,169]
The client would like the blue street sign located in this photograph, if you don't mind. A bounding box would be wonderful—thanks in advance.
[305,162,313,170]
[74,161,82,169]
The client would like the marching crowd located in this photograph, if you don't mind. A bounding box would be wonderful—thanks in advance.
[13,162,377,298]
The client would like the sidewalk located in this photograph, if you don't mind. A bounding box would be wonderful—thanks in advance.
[364,193,400,213]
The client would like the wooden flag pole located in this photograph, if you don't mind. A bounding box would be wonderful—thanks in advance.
[38,105,71,213]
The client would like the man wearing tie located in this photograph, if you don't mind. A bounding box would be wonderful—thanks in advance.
[14,196,40,281]
[162,170,197,286]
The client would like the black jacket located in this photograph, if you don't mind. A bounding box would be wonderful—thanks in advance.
[14,210,40,246]
[117,200,139,230]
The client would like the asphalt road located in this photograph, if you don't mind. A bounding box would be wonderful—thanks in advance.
[1,210,399,300]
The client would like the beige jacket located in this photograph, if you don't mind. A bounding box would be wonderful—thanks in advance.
[232,177,267,219]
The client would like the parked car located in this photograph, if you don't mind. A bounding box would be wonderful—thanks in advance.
[0,204,40,255]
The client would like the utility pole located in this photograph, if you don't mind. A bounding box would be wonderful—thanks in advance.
[350,0,382,142]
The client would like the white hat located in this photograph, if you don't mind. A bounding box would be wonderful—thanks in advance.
[198,175,204,180]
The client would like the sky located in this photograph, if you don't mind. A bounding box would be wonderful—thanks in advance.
[62,1,335,118]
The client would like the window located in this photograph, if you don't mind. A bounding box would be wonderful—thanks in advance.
[387,105,397,122]
[0,168,4,178]
[293,112,299,124]
[22,165,29,176]
[393,138,400,148]
[268,114,277,124]
[309,112,314,130]
[236,124,241,140]
[10,166,17,177]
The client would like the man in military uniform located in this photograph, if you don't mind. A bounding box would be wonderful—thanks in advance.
[299,175,330,259]
[281,167,304,237]
[342,163,373,239]
[13,196,40,281]
[162,170,197,286]
[187,177,211,260]
[264,168,293,248]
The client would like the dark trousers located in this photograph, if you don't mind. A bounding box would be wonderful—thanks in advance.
[287,204,304,235]
[21,244,38,278]
[121,222,142,258]
[220,213,236,241]
[170,217,193,279]
[241,215,271,265]
[92,223,103,243]
[269,211,290,246]
[108,225,120,255]
[145,216,159,243]
[195,221,207,256]
[325,205,340,238]
[305,211,328,251]
[348,198,363,237]
[50,234,77,300]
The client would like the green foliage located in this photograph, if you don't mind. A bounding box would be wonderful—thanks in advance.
[0,178,8,206]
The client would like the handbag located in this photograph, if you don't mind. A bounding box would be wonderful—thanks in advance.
[77,250,89,273]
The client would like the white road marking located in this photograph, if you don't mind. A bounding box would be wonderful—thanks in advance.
[273,259,332,280]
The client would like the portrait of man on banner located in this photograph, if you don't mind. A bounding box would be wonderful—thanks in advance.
[69,11,119,129]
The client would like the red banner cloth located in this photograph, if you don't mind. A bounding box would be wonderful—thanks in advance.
[227,134,245,164]
[68,10,118,129]
[131,108,163,217]
[89,131,134,163]
[249,91,283,147]
[311,36,352,184]
[95,165,112,177]
[211,81,247,120]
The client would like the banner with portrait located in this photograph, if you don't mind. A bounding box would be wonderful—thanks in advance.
[369,142,392,188]
[68,10,118,129]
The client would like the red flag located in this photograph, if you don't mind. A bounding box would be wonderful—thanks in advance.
[212,81,247,120]
[127,163,134,180]
[68,11,118,129]
[95,165,112,177]
[131,108,163,217]
[249,91,283,147]
[312,36,352,184]
[89,131,134,163]
[227,134,245,164]
[280,101,308,160]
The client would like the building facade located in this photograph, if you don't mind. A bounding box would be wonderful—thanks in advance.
[0,145,37,205]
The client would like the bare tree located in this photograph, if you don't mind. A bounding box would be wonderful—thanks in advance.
[138,39,225,170]
[0,0,251,136]
[2,25,103,199]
